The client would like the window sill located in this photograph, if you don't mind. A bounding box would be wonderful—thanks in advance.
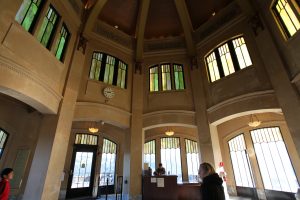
[88,79,127,90]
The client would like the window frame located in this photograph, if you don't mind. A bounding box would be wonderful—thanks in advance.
[271,0,300,39]
[89,52,128,89]
[15,0,45,33]
[144,139,156,171]
[54,23,70,62]
[0,128,9,159]
[205,36,253,83]
[184,138,200,183]
[149,63,185,92]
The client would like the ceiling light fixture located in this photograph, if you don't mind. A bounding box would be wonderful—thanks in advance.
[248,114,261,128]
[114,25,119,29]
[165,129,174,136]
[212,12,216,16]
[88,121,99,133]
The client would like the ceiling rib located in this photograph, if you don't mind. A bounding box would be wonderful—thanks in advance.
[84,0,108,34]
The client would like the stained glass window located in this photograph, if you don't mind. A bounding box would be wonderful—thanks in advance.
[54,24,69,61]
[0,128,9,159]
[89,52,127,89]
[161,64,172,91]
[185,139,199,183]
[273,0,300,38]
[232,37,252,69]
[250,127,299,192]
[149,63,185,92]
[15,0,43,32]
[206,52,220,82]
[37,5,59,48]
[228,134,254,187]
[117,61,127,89]
[75,134,98,145]
[206,36,252,82]
[104,55,115,85]
[150,66,159,92]
[144,140,156,171]
[161,137,182,182]
[100,139,117,186]
[174,64,185,90]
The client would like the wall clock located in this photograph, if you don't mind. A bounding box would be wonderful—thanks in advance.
[103,87,115,99]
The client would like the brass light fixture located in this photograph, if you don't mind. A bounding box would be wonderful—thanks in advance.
[88,121,99,133]
[165,129,174,136]
[248,114,261,128]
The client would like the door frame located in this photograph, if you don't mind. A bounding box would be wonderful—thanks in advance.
[66,144,98,199]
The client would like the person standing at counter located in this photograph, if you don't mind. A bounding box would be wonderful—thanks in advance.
[153,163,166,176]
[199,162,225,200]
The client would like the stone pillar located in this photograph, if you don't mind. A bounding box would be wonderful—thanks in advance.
[190,57,214,165]
[23,46,85,199]
[128,61,144,200]
[252,16,300,158]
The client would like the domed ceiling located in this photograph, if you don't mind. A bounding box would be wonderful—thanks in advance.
[97,0,233,39]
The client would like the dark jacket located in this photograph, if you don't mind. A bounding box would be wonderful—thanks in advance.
[201,173,225,200]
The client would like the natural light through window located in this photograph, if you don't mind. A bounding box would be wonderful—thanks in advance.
[206,52,220,82]
[161,137,182,183]
[185,139,199,183]
[144,140,156,171]
[251,127,299,193]
[273,0,300,38]
[100,139,117,186]
[228,134,254,187]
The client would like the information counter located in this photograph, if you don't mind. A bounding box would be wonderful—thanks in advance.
[142,176,201,200]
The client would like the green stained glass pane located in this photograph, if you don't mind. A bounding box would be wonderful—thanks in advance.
[174,72,179,89]
[55,37,65,60]
[15,0,31,23]
[54,25,69,61]
[121,71,126,88]
[117,68,122,86]
[22,4,38,31]
[109,64,114,84]
[95,60,101,79]
[37,17,48,41]
[154,73,158,91]
[179,72,184,89]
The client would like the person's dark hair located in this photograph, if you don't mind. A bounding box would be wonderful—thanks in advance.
[200,163,215,175]
[1,168,13,178]
[158,163,162,167]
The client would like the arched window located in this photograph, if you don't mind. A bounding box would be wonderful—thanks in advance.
[250,127,299,192]
[161,137,182,182]
[0,128,9,159]
[228,134,254,188]
[272,0,300,38]
[149,63,185,92]
[144,140,156,171]
[89,52,128,89]
[185,139,200,183]
[206,36,252,82]
[99,139,117,186]
[15,0,44,32]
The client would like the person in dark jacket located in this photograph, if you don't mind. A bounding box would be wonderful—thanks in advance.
[199,162,225,200]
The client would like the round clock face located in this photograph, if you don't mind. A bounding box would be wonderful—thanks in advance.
[103,87,115,99]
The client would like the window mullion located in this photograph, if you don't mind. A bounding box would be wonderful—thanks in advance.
[99,54,107,81]
[112,60,119,86]
[214,49,224,78]
[228,41,240,71]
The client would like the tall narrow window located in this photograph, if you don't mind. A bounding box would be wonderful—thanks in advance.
[173,64,185,90]
[89,52,127,89]
[149,66,159,92]
[0,128,9,159]
[206,52,220,82]
[89,52,103,80]
[37,5,59,48]
[185,139,200,183]
[144,140,156,171]
[232,37,252,69]
[250,127,299,192]
[273,0,300,38]
[15,0,43,32]
[218,43,235,76]
[161,137,182,182]
[117,61,127,89]
[100,139,117,186]
[104,55,115,85]
[54,24,69,61]
[205,36,252,82]
[228,134,254,187]
[161,64,172,91]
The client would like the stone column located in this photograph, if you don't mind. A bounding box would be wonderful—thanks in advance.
[252,15,300,158]
[190,57,215,165]
[128,61,144,200]
[23,43,85,200]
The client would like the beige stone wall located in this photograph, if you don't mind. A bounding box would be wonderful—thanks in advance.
[0,94,42,197]
[0,0,79,114]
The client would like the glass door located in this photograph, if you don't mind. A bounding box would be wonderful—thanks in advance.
[66,133,98,199]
